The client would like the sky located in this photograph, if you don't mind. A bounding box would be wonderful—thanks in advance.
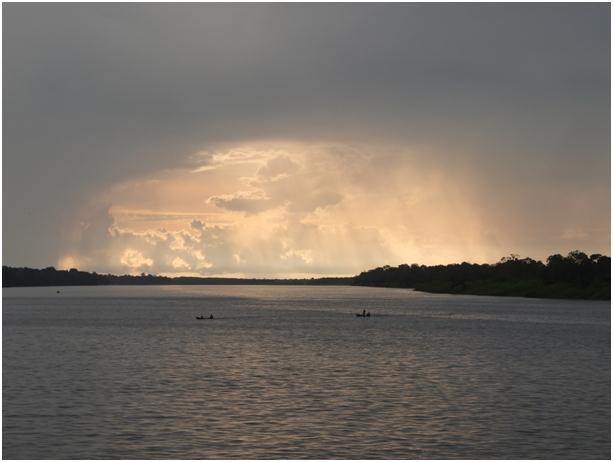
[3,3,610,277]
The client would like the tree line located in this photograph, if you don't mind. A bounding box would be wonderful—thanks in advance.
[1,266,352,287]
[352,251,610,300]
[3,250,610,300]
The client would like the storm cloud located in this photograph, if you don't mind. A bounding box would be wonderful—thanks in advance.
[3,3,610,276]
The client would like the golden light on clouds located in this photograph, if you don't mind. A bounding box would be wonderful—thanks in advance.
[57,255,80,271]
[57,141,608,277]
[5,3,609,274]
[119,249,153,270]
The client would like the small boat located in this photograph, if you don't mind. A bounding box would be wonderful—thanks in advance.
[195,315,205,320]
[196,314,214,320]
[355,311,372,317]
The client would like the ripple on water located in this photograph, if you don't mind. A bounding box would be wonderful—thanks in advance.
[3,285,611,459]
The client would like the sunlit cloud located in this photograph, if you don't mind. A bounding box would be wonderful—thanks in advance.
[4,5,608,271]
[49,142,518,276]
[120,249,154,271]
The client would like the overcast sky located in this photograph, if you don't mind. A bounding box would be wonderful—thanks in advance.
[3,3,610,277]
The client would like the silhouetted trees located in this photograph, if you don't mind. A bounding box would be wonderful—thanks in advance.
[3,250,610,300]
[1,266,352,287]
[352,251,610,300]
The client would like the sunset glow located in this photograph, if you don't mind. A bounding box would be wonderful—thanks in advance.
[3,4,610,460]
[4,3,609,277]
[54,140,610,277]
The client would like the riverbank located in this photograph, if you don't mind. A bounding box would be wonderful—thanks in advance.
[410,279,610,300]
[352,251,611,301]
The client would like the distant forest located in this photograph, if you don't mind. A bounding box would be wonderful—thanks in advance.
[3,250,610,300]
[353,251,610,300]
[1,267,352,288]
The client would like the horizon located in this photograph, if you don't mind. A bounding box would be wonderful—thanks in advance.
[3,3,610,278]
[4,248,608,281]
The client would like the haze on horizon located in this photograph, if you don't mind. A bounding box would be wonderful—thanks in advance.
[3,3,610,278]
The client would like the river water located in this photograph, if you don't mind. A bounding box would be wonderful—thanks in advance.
[3,285,610,458]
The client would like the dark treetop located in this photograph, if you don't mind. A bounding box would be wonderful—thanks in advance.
[353,251,610,300]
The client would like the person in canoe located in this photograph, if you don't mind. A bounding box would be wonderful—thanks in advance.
[195,314,214,320]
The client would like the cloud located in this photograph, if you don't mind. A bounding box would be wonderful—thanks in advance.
[4,4,609,269]
[171,256,190,270]
[208,191,276,214]
[55,139,611,277]
[281,248,314,265]
[256,155,300,180]
[190,146,280,172]
[120,249,154,270]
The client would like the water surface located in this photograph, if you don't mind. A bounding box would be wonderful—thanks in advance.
[3,285,610,458]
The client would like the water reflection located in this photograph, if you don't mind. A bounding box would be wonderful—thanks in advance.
[3,286,610,458]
